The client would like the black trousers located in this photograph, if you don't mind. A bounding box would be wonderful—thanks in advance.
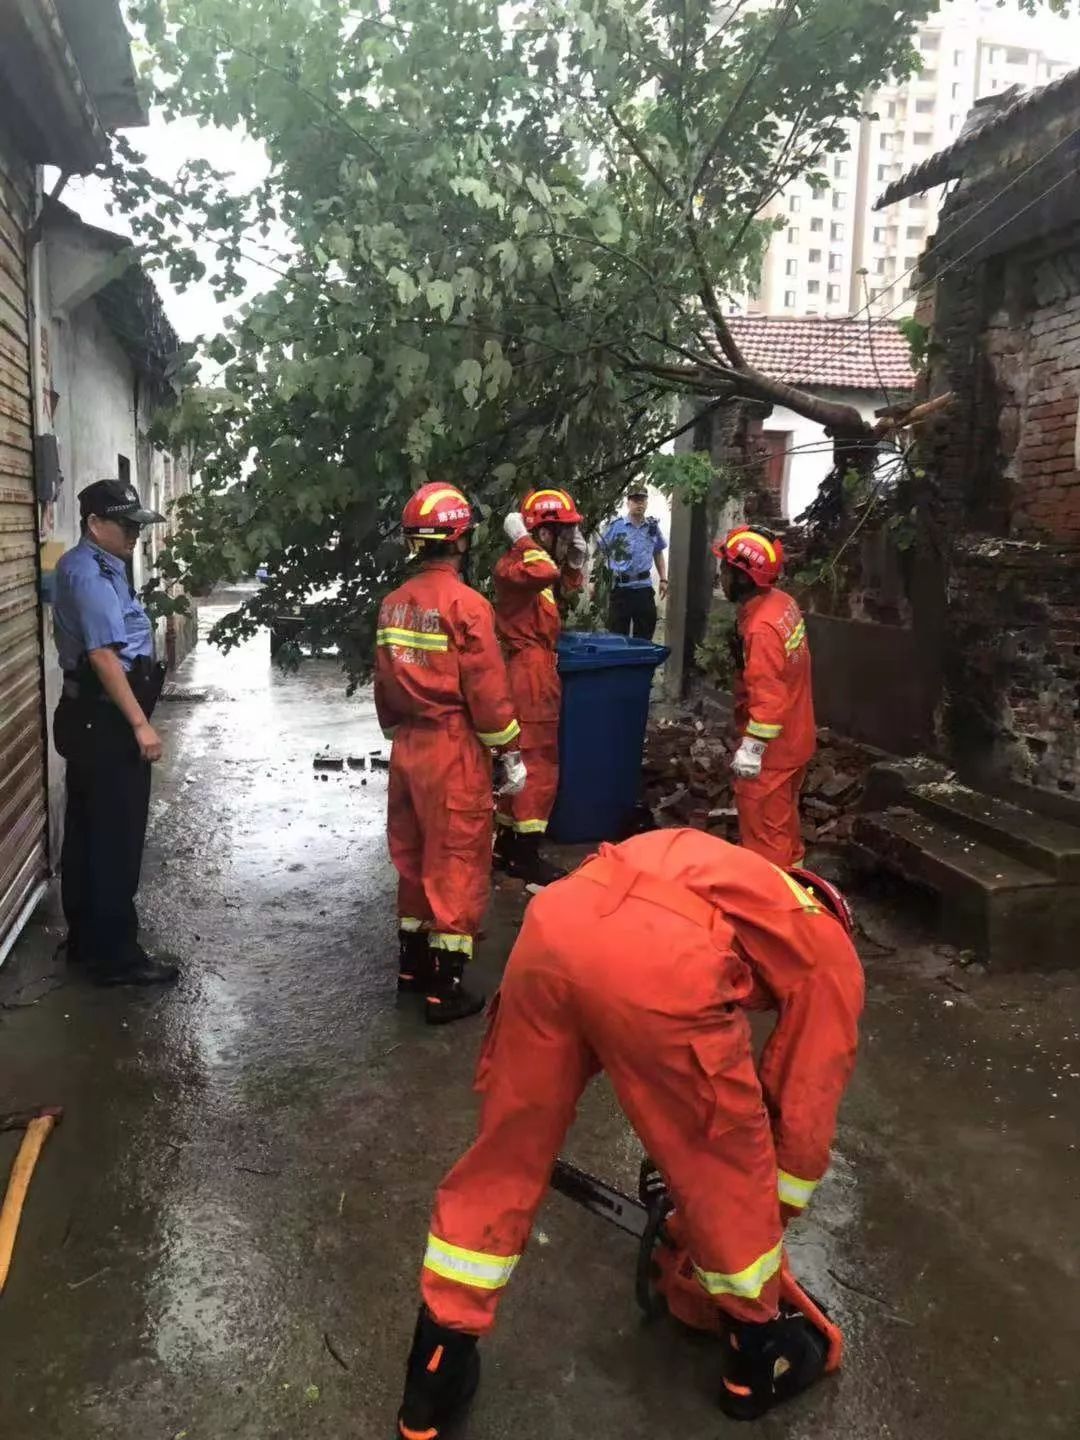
[609,585,658,640]
[54,699,151,975]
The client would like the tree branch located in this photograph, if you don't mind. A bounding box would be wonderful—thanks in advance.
[576,397,730,486]
[606,107,677,203]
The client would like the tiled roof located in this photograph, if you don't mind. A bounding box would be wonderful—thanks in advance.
[875,64,1080,210]
[719,315,915,393]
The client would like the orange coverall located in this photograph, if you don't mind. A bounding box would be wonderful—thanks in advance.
[493,537,582,835]
[374,559,519,960]
[734,587,816,868]
[418,829,863,1334]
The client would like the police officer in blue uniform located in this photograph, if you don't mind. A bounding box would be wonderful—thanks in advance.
[598,485,668,639]
[53,480,177,986]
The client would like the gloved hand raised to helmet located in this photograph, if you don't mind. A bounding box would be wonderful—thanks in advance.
[731,737,767,779]
[494,750,528,795]
[503,512,529,544]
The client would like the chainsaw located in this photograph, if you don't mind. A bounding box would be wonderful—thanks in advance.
[550,1156,843,1373]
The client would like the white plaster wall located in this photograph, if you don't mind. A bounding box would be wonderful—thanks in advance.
[765,388,887,520]
[41,298,139,850]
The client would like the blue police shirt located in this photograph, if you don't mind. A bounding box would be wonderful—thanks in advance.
[53,538,154,673]
[599,515,667,589]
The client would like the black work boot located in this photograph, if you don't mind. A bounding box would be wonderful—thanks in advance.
[492,823,515,873]
[397,930,435,995]
[719,1313,830,1421]
[396,1306,480,1439]
[425,954,485,1026]
[500,831,566,893]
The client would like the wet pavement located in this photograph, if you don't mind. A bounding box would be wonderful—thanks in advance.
[1,593,1079,1440]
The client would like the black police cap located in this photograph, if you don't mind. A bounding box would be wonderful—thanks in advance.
[79,479,165,525]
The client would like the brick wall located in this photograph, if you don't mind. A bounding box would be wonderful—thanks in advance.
[1008,252,1080,542]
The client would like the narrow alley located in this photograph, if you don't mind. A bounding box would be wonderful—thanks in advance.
[1,598,1078,1440]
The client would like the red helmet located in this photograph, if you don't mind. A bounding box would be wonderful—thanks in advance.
[521,487,583,531]
[788,867,855,937]
[401,482,475,543]
[711,527,784,587]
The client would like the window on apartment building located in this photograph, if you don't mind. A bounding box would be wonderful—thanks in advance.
[905,254,920,271]
[906,224,923,239]
[910,193,928,208]
[920,31,939,50]
[887,101,896,118]
[873,257,886,274]
[913,131,932,145]
[810,216,824,233]
[986,46,1001,65]
[922,70,937,83]
[949,114,959,129]
[788,195,801,213]
[808,248,822,263]
[953,49,964,66]
[915,98,934,113]
[951,82,962,98]
[827,284,841,302]
[785,259,798,276]
[877,164,888,181]
[807,280,821,295]
[829,252,843,272]
[873,226,884,243]
[879,131,890,148]
[831,221,845,241]
[787,226,799,243]
[1006,47,1027,65]
[833,158,849,179]
[832,191,846,210]
[810,179,828,199]
[991,78,1000,92]
[784,291,797,308]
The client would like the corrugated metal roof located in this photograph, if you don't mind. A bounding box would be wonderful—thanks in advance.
[875,64,1080,210]
[713,315,915,393]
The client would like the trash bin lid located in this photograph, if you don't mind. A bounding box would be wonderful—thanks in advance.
[558,631,670,672]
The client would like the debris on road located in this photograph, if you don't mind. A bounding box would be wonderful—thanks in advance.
[313,749,345,771]
[642,712,875,842]
[369,751,390,771]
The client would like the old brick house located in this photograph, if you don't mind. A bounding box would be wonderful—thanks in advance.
[878,67,1080,801]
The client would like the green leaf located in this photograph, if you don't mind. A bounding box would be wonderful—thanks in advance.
[590,204,622,245]
[386,266,418,304]
[425,279,455,321]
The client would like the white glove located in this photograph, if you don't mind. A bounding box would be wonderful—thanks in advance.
[495,749,528,795]
[566,525,588,569]
[731,737,767,779]
[503,512,529,544]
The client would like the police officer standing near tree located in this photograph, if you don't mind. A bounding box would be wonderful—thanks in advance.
[52,480,177,986]
[597,485,668,640]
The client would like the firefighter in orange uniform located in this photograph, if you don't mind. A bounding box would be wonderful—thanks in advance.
[394,830,863,1435]
[492,488,587,891]
[374,483,526,1025]
[714,527,815,868]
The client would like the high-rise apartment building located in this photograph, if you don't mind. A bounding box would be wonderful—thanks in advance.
[742,0,1079,321]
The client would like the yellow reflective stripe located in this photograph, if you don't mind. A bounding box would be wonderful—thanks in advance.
[540,587,557,607]
[523,487,572,509]
[419,486,468,516]
[784,621,806,653]
[376,627,449,652]
[512,818,548,834]
[423,1233,520,1290]
[399,917,425,933]
[775,869,822,914]
[477,718,521,747]
[429,932,474,957]
[746,719,782,740]
[523,549,553,565]
[778,1170,818,1210]
[693,1241,783,1299]
[728,528,777,563]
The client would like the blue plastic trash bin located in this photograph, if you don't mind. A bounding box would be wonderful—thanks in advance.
[547,632,670,844]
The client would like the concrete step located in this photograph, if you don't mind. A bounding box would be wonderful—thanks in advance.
[907,780,1080,881]
[853,808,1080,968]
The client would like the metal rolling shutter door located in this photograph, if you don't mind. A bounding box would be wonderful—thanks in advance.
[0,128,47,955]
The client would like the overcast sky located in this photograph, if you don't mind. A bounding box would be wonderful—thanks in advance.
[52,113,276,346]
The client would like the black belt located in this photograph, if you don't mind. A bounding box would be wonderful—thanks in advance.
[614,571,651,587]
[61,656,166,719]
